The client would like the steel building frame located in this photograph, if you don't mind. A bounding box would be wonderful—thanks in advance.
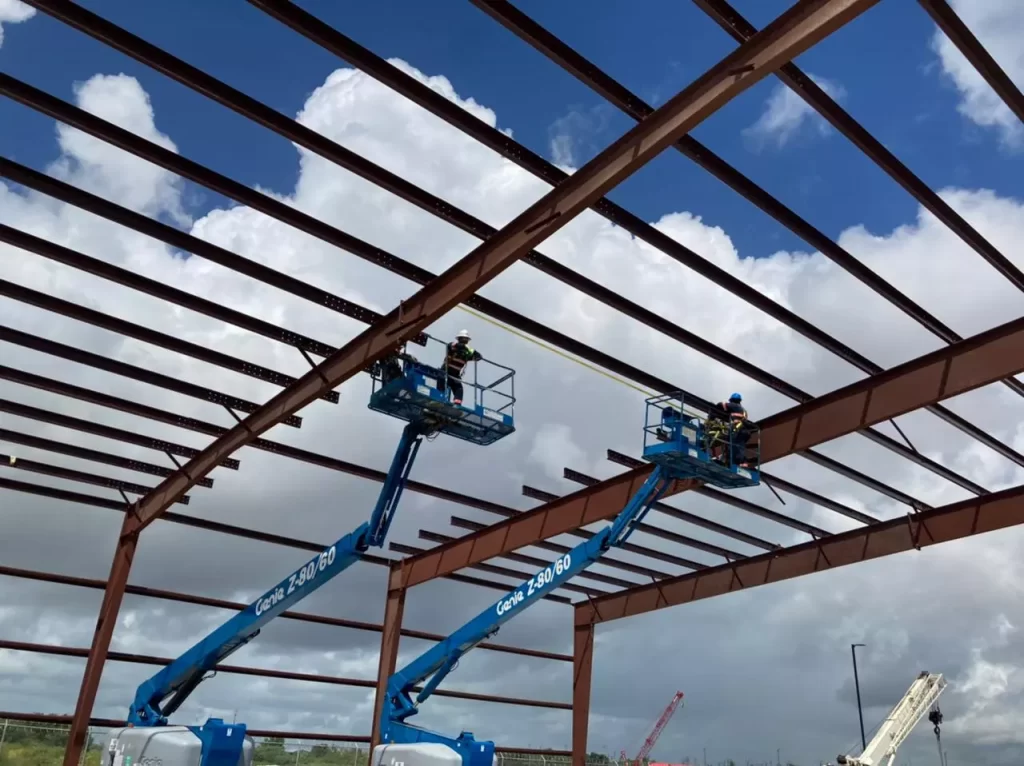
[0,2,1021,766]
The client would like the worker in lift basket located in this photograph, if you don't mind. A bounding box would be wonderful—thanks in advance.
[441,329,482,406]
[706,392,756,468]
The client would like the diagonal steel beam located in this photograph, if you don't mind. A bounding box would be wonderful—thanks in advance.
[394,315,1024,589]
[110,0,881,534]
[917,0,1024,128]
[576,482,1024,623]
[35,2,884,756]
[694,0,1024,292]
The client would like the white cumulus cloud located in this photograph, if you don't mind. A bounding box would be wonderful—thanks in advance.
[0,52,1023,766]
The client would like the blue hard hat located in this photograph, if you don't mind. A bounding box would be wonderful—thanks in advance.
[730,392,743,402]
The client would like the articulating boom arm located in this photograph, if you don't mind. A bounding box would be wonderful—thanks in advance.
[381,464,674,743]
[837,672,947,766]
[128,422,425,726]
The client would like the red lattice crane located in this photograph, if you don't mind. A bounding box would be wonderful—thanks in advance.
[620,691,685,766]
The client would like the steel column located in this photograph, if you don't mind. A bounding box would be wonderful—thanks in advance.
[370,568,406,755]
[62,512,137,766]
[576,482,1024,623]
[571,616,595,766]
[395,314,1024,588]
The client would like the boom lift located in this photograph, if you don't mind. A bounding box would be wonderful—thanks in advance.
[103,337,516,766]
[373,393,759,766]
[832,671,947,766]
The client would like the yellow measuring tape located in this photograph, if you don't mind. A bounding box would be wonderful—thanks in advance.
[456,304,705,418]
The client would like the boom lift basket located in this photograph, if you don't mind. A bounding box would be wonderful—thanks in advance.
[641,392,760,489]
[368,335,515,446]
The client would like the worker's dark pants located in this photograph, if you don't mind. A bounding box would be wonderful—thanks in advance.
[730,425,753,464]
[440,374,465,403]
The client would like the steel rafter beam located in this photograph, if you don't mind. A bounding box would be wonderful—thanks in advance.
[0,640,569,710]
[605,449,831,538]
[0,85,994,494]
[0,370,679,573]
[0,563,570,661]
[236,0,1024,470]
[470,0,1024,404]
[694,0,1024,292]
[560,466,781,551]
[0,476,571,605]
[577,482,1024,623]
[394,315,1024,589]
[0,426,215,487]
[917,0,1024,128]
[39,3,879,747]
[84,0,877,531]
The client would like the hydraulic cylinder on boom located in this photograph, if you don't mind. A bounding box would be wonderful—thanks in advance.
[103,338,517,766]
[373,392,760,766]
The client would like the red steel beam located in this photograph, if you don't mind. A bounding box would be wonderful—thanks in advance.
[917,0,1024,128]
[54,4,878,758]
[577,482,1024,623]
[0,640,569,710]
[49,0,885,540]
[0,563,571,662]
[0,475,571,605]
[571,622,595,766]
[394,314,1024,589]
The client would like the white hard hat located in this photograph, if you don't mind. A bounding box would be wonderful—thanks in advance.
[456,329,471,339]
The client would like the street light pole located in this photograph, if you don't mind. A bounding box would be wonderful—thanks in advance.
[851,643,867,751]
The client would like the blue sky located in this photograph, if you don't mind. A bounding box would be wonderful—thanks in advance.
[2,0,1022,261]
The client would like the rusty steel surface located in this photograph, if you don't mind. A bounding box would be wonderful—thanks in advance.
[0,275,338,405]
[448,517,673,580]
[0,563,569,662]
[564,466,780,551]
[0,711,566,754]
[571,623,595,766]
[417,529,636,589]
[918,0,1024,127]
[470,0,1024,403]
[79,0,875,537]
[370,583,405,751]
[236,0,1024,469]
[0,368,685,575]
[521,485,706,571]
[695,0,1024,293]
[0,451,189,503]
[0,88,991,496]
[0,475,572,604]
[395,315,1024,588]
[0,640,568,710]
[0,322,301,429]
[0,426,216,487]
[577,482,1024,623]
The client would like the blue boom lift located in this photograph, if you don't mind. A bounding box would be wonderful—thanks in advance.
[372,392,759,766]
[103,336,516,766]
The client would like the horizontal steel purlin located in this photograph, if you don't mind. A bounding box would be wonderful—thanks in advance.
[0,451,190,504]
[0,640,569,710]
[470,0,1024,401]
[395,315,1024,588]
[0,476,571,604]
[0,563,569,662]
[0,368,676,576]
[577,482,1024,623]
[0,101,989,495]
[694,0,1024,292]
[0,426,216,487]
[0,711,568,754]
[238,0,1024,470]
[917,0,1024,128]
